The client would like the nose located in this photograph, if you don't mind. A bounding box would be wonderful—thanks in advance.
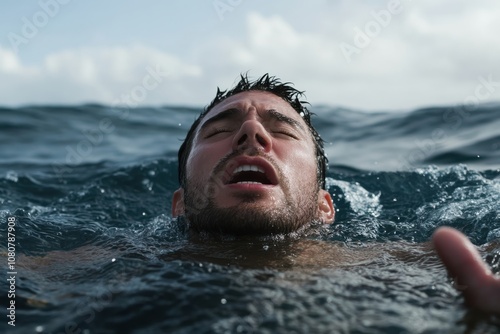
[232,119,272,153]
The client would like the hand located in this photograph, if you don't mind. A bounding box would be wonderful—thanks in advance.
[432,226,500,314]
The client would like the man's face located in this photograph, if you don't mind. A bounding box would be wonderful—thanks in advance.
[173,91,334,235]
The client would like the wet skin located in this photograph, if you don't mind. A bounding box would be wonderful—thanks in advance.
[171,90,500,315]
[172,91,334,231]
[433,227,500,314]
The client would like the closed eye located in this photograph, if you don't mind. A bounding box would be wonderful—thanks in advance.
[205,128,233,138]
[272,130,299,139]
[270,124,300,139]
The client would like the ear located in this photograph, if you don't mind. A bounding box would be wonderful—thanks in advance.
[317,190,335,223]
[172,188,185,218]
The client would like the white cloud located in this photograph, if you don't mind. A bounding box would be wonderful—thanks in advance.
[0,44,202,106]
[202,8,500,110]
[0,47,22,73]
[1,1,499,110]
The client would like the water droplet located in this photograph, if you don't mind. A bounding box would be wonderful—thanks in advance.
[178,123,182,126]
[111,258,116,262]
[142,179,153,191]
[142,212,146,216]
[100,188,105,193]
[221,298,227,304]
[477,155,480,158]
[299,112,305,117]
[393,198,397,202]
[263,245,269,251]
[35,325,44,333]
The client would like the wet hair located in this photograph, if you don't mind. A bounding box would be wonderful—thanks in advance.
[177,73,328,189]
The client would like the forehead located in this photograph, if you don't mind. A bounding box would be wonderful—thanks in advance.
[201,91,306,125]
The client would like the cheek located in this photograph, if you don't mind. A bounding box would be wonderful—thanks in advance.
[279,146,318,183]
[186,144,225,182]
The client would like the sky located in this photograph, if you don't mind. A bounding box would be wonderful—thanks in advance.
[0,0,499,111]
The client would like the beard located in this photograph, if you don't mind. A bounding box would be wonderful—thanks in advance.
[182,148,320,236]
[183,198,319,236]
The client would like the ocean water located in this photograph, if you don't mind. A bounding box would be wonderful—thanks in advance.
[1,103,500,333]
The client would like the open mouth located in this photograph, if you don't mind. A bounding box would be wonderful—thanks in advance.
[224,159,279,186]
[228,165,273,185]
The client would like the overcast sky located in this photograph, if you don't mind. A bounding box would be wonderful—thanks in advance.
[1,0,499,111]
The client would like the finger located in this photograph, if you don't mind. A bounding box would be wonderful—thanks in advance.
[432,227,491,287]
[432,226,500,313]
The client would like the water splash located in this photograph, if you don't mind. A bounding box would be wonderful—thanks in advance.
[327,177,382,217]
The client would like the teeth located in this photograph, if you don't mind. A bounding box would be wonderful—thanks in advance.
[236,181,262,184]
[233,165,265,174]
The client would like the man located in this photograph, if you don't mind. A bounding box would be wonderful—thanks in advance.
[171,73,500,314]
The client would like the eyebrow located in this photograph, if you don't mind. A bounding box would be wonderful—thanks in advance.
[199,108,240,132]
[266,109,305,131]
[199,108,306,133]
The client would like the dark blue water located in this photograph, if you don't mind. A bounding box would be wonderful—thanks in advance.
[1,103,500,333]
